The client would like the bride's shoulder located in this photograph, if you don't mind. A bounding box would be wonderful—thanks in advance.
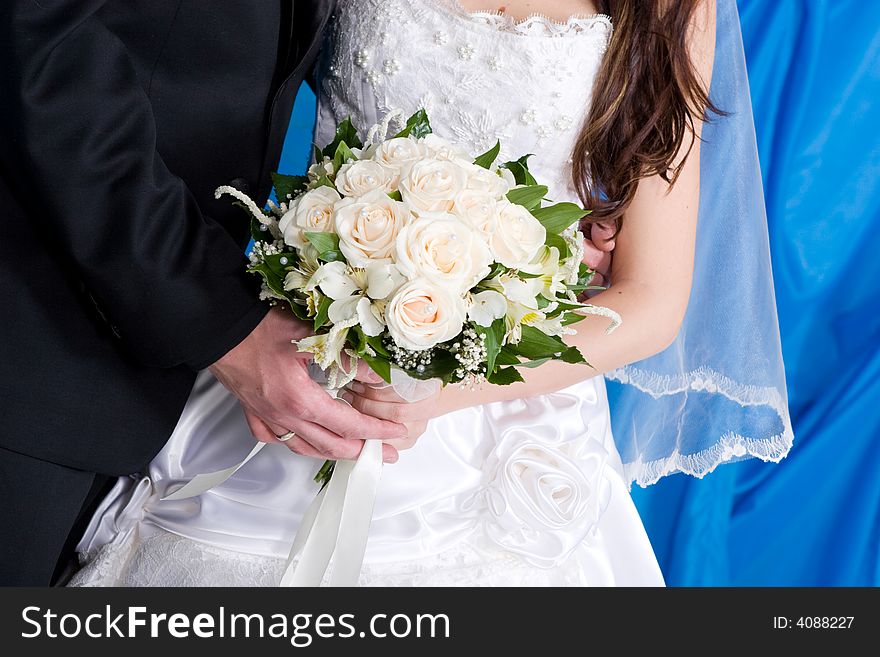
[687,0,717,90]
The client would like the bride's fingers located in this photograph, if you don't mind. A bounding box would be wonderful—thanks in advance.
[343,381,406,403]
[275,385,407,443]
[338,391,429,424]
[590,221,617,250]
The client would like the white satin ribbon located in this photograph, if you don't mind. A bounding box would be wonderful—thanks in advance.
[280,439,383,587]
[161,442,266,501]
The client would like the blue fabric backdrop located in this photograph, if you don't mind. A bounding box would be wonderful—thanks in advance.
[278,0,880,585]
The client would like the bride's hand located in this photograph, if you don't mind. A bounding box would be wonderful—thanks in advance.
[582,221,616,287]
[339,382,445,451]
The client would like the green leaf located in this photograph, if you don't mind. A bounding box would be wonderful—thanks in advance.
[312,174,337,190]
[250,218,272,242]
[515,357,553,369]
[313,295,332,331]
[322,117,362,158]
[513,325,569,359]
[361,351,392,384]
[394,109,432,139]
[332,141,357,170]
[560,346,589,365]
[365,333,391,358]
[487,366,525,385]
[473,140,501,169]
[501,155,537,186]
[404,349,458,384]
[561,311,588,326]
[532,203,587,235]
[485,262,506,280]
[476,319,505,376]
[271,172,308,202]
[304,231,342,258]
[496,346,521,366]
[506,185,547,211]
[387,190,403,202]
[544,232,571,259]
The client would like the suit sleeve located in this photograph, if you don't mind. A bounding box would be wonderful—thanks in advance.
[0,0,269,370]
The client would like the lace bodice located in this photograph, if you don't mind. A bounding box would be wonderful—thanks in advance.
[315,0,612,200]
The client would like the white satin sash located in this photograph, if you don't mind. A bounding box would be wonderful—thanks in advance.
[160,370,439,587]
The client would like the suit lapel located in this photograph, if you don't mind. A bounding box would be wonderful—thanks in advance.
[258,0,335,201]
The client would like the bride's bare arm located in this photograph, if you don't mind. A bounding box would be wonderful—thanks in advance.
[342,1,716,423]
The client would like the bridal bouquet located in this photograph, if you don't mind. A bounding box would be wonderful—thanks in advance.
[219,109,612,396]
[211,110,619,585]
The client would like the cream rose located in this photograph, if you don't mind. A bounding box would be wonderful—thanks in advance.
[399,156,468,214]
[420,134,473,164]
[278,186,341,249]
[333,189,412,267]
[452,189,500,236]
[464,163,512,197]
[490,200,547,270]
[394,215,492,294]
[369,138,426,182]
[335,159,395,197]
[385,279,466,350]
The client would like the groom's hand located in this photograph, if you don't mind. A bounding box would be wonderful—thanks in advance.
[209,307,407,463]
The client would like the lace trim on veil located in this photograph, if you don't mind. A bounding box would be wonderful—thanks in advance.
[607,365,794,488]
[439,0,613,38]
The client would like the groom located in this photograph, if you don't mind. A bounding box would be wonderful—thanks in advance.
[0,0,413,586]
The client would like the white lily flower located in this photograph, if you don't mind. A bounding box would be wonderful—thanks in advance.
[467,290,507,327]
[312,261,404,336]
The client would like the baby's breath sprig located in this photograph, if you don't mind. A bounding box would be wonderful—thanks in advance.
[385,339,435,374]
[449,326,488,387]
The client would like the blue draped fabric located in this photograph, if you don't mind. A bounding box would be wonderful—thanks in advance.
[279,0,880,585]
[629,0,880,586]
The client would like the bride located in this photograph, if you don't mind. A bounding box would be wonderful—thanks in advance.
[71,0,791,586]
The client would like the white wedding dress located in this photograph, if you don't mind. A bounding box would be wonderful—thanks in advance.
[71,0,664,587]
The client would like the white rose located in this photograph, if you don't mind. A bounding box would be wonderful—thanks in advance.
[452,189,500,236]
[369,137,426,183]
[385,279,466,350]
[399,156,468,214]
[465,163,512,197]
[483,436,610,568]
[489,200,547,270]
[420,134,473,164]
[335,159,395,197]
[333,189,412,267]
[278,186,341,249]
[394,215,491,294]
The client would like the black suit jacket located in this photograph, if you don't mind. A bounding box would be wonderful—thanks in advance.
[0,0,333,474]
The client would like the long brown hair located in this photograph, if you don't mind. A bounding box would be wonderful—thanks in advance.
[574,0,722,230]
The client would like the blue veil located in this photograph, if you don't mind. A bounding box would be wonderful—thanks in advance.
[606,0,793,487]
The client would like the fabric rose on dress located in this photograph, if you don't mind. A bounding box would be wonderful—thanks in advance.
[333,189,412,267]
[386,279,466,350]
[482,436,611,568]
[335,159,396,197]
[278,186,341,249]
[394,215,492,294]
[399,156,468,214]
